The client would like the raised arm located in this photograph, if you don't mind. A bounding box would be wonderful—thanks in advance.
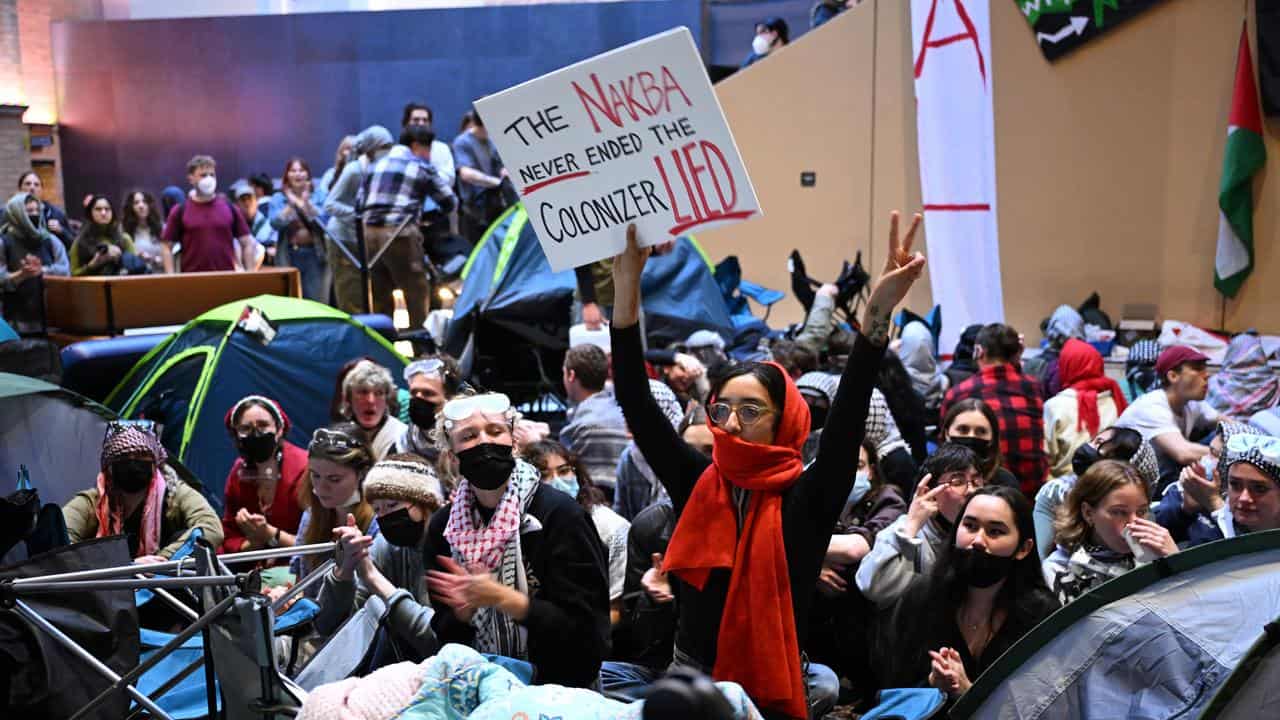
[610,226,711,511]
[807,212,926,529]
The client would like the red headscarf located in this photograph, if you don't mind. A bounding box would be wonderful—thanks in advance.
[662,362,811,719]
[1058,338,1128,436]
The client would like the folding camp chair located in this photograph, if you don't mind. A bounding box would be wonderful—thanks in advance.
[1,538,338,720]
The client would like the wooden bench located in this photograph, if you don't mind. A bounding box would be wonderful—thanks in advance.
[43,269,300,340]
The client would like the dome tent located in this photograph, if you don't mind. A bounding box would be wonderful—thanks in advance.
[951,531,1280,720]
[106,295,406,510]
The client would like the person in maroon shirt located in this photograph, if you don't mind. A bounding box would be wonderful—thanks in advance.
[940,323,1049,497]
[160,154,256,273]
[220,395,306,556]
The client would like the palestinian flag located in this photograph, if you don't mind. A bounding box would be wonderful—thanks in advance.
[1216,22,1266,298]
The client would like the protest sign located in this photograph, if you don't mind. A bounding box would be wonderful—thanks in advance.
[474,26,761,272]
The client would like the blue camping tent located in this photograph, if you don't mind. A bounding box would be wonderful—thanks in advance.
[445,204,735,366]
[105,296,406,508]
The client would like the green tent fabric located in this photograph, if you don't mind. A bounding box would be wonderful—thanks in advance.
[105,295,407,510]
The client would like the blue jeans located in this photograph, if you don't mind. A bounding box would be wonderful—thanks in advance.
[286,244,331,303]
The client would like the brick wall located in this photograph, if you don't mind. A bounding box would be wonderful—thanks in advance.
[0,104,29,189]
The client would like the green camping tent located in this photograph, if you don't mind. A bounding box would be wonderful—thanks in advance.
[105,295,406,509]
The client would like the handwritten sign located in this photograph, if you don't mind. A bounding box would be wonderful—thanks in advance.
[475,27,761,272]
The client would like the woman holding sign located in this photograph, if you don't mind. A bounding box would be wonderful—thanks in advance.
[610,213,925,719]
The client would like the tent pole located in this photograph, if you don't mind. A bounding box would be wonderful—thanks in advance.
[12,599,176,720]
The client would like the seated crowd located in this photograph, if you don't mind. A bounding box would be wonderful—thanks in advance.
[39,205,1280,719]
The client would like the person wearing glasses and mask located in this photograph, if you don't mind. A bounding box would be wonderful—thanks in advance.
[64,423,222,562]
[424,392,610,688]
[317,454,445,666]
[609,214,926,720]
[219,396,306,555]
[856,444,984,607]
[395,355,463,463]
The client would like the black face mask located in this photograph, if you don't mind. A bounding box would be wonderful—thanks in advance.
[950,435,993,461]
[456,442,516,491]
[953,546,1017,588]
[1072,442,1102,478]
[378,507,425,548]
[110,459,154,494]
[805,400,829,431]
[236,429,279,465]
[408,396,438,430]
[26,214,40,226]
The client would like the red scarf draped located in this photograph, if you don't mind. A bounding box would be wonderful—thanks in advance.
[1058,338,1128,436]
[663,363,811,719]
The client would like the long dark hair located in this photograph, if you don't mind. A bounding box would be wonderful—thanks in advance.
[72,194,125,268]
[121,190,163,238]
[876,350,929,463]
[520,440,605,511]
[940,398,1007,481]
[936,486,1049,614]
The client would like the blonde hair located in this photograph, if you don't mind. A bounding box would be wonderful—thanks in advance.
[1054,459,1148,551]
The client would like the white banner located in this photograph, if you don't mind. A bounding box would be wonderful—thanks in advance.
[911,0,1003,355]
[476,27,761,272]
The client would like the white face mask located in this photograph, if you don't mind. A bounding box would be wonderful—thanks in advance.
[752,34,772,56]
[196,175,217,196]
[848,470,872,505]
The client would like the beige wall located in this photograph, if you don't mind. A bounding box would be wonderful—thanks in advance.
[701,0,1278,344]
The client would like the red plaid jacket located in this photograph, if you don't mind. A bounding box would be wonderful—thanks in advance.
[941,364,1048,496]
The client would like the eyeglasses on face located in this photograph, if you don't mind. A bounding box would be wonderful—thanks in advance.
[708,401,773,428]
[936,471,981,489]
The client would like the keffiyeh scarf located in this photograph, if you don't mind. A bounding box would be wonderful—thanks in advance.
[443,459,542,660]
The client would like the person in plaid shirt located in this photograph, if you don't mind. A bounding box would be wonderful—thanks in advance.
[940,323,1048,496]
[360,124,456,330]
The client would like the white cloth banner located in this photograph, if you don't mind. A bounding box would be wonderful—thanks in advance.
[911,0,1003,355]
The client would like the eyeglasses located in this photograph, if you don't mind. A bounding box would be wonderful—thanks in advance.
[404,358,445,382]
[309,428,365,452]
[442,393,511,422]
[935,472,982,489]
[708,402,773,428]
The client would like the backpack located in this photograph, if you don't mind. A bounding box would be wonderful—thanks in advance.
[166,194,242,247]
